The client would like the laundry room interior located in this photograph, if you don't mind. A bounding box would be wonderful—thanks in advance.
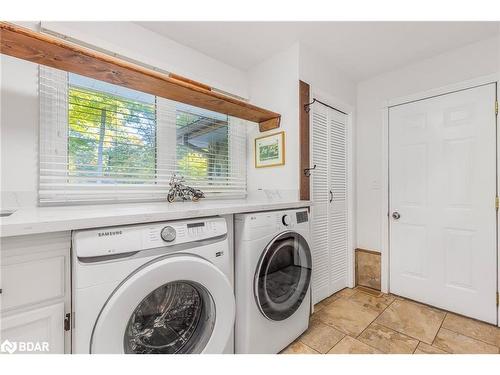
[1,2,500,366]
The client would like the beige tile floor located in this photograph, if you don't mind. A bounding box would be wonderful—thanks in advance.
[281,287,500,354]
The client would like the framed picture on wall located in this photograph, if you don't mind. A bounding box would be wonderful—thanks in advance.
[254,131,285,168]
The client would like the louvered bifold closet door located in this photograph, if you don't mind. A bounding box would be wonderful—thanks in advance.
[311,103,348,304]
[311,104,330,304]
[328,109,348,292]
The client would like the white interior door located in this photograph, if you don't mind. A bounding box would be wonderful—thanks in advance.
[311,102,348,304]
[389,83,497,324]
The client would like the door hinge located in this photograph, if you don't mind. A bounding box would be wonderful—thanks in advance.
[496,100,498,116]
[495,196,499,210]
[497,292,499,306]
[64,313,71,331]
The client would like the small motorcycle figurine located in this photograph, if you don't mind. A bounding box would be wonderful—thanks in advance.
[167,174,205,203]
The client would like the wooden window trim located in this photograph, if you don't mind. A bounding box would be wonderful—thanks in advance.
[0,22,280,131]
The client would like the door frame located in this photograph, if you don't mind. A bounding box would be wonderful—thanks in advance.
[310,87,356,289]
[380,73,500,326]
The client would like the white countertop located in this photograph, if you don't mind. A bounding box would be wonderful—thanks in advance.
[0,198,312,237]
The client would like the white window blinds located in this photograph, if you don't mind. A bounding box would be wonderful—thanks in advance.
[39,66,248,204]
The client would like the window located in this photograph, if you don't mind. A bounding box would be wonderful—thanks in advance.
[39,67,248,204]
[68,74,157,185]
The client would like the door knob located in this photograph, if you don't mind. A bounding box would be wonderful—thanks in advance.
[392,211,401,220]
[329,190,333,203]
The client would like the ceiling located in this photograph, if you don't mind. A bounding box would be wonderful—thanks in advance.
[137,21,500,82]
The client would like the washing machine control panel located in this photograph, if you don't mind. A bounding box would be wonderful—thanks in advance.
[73,217,227,258]
[146,218,226,248]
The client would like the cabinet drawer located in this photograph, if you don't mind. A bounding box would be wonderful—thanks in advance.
[0,302,65,354]
[1,255,65,311]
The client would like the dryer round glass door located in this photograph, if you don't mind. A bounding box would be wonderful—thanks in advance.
[90,255,235,354]
[254,231,312,321]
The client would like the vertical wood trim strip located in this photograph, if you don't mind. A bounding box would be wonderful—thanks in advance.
[299,80,311,200]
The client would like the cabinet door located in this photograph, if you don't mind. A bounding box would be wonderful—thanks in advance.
[1,302,65,354]
[1,233,70,313]
[1,255,65,311]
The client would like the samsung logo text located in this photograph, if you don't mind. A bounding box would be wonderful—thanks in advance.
[98,230,123,237]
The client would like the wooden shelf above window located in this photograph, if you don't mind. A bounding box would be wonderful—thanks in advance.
[0,22,280,132]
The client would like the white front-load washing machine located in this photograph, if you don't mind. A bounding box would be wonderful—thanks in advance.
[72,216,235,354]
[234,208,312,354]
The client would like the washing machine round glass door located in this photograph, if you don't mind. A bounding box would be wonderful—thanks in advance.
[254,231,312,321]
[90,254,235,354]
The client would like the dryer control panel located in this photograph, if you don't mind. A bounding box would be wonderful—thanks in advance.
[73,217,227,258]
[235,208,310,241]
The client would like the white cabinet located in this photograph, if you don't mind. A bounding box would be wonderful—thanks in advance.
[1,232,71,354]
[1,303,65,354]
[311,102,350,304]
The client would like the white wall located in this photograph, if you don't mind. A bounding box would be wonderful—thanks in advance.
[356,36,500,252]
[246,43,300,198]
[299,43,356,108]
[245,42,357,201]
[0,55,39,208]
